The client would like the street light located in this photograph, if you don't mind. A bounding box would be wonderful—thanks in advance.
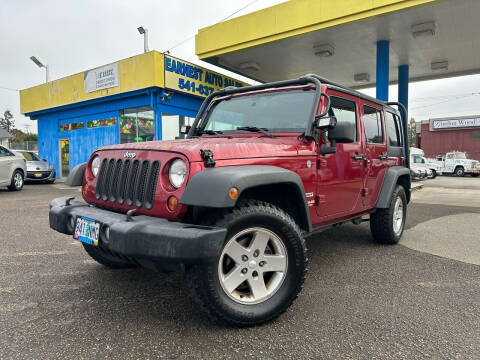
[137,26,149,53]
[30,56,49,82]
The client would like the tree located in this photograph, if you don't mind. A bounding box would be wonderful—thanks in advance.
[0,110,15,131]
[9,129,25,144]
[407,117,417,148]
[24,133,38,142]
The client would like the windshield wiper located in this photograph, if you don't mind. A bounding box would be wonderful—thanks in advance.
[236,126,275,138]
[198,129,224,136]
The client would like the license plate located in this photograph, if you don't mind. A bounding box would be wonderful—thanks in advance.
[35,173,42,177]
[73,217,100,246]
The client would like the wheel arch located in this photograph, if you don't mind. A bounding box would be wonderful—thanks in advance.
[376,166,411,208]
[180,165,312,232]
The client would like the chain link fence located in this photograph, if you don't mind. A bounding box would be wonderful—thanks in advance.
[8,141,38,152]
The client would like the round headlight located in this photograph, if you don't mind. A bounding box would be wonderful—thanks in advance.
[91,156,100,177]
[169,159,186,188]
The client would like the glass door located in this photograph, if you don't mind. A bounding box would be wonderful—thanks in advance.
[59,138,70,177]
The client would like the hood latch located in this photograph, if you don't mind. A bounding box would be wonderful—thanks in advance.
[200,149,216,168]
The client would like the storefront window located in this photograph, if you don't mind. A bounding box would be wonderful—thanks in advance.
[87,117,116,128]
[119,106,155,143]
[59,121,84,132]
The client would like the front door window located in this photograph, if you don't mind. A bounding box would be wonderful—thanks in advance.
[59,139,69,177]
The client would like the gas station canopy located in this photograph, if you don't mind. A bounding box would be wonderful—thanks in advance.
[195,0,480,88]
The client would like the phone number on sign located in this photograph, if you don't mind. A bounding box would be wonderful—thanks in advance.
[178,78,215,96]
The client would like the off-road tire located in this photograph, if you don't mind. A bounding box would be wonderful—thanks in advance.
[455,167,465,177]
[430,170,437,179]
[186,200,308,327]
[82,244,137,269]
[370,185,407,245]
[8,170,24,191]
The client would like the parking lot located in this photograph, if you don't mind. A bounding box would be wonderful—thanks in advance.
[1,177,479,359]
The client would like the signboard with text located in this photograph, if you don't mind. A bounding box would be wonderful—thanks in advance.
[164,55,248,97]
[84,63,119,93]
[432,117,480,130]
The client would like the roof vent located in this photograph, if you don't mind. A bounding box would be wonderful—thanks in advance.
[431,61,448,71]
[239,61,260,72]
[313,44,335,57]
[411,21,436,38]
[354,73,370,83]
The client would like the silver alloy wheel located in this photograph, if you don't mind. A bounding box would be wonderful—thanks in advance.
[392,197,404,235]
[218,227,288,305]
[14,173,23,189]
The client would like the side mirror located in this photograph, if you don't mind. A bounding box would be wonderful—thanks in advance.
[180,125,191,135]
[316,116,337,130]
[320,121,356,155]
[43,158,47,162]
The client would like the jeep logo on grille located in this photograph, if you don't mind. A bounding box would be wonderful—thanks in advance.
[124,152,136,159]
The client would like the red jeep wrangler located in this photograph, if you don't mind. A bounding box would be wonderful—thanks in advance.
[49,75,411,326]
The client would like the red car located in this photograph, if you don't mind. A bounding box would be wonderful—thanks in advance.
[49,75,411,326]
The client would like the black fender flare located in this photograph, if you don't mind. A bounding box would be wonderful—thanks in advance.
[376,166,411,208]
[180,165,312,231]
[66,162,86,186]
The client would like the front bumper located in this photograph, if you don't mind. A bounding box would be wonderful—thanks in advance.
[27,170,55,181]
[49,197,227,268]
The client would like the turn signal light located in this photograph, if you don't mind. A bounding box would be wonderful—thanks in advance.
[82,184,89,196]
[167,196,178,211]
[228,187,239,199]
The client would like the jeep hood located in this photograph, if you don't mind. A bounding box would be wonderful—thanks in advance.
[100,136,302,161]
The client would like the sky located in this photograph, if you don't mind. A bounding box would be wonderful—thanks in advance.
[1,0,480,134]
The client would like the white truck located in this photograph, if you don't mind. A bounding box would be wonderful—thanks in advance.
[410,147,442,178]
[428,151,480,177]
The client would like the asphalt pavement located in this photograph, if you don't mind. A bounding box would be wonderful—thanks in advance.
[0,178,479,359]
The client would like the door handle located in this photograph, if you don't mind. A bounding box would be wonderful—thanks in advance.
[378,154,388,160]
[352,154,366,161]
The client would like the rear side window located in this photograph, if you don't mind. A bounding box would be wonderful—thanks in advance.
[363,106,384,144]
[385,111,402,146]
[329,97,357,143]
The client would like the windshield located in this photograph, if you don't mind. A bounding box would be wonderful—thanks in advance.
[454,153,467,159]
[21,151,42,161]
[200,89,316,133]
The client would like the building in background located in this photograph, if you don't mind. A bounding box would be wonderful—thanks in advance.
[20,51,247,177]
[416,116,480,160]
[0,128,13,147]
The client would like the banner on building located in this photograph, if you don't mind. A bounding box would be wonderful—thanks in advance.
[164,55,248,98]
[84,63,119,93]
[432,117,480,130]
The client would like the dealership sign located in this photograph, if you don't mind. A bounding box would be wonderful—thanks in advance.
[84,63,119,93]
[164,55,248,98]
[433,117,480,129]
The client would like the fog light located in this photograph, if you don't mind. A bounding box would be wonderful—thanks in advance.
[228,187,239,199]
[101,225,110,244]
[82,184,89,196]
[167,196,178,211]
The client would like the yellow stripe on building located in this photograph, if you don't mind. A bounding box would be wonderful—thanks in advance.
[195,0,444,59]
[20,51,163,114]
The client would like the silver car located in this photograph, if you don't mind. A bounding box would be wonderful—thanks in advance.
[13,151,56,183]
[0,146,27,191]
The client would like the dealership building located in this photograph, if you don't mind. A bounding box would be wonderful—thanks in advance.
[416,116,480,161]
[19,51,246,178]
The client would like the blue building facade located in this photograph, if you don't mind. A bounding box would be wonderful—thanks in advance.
[26,87,202,178]
[21,52,246,178]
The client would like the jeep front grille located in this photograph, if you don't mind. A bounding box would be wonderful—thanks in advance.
[95,158,160,209]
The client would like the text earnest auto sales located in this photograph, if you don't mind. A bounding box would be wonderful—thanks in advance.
[165,57,242,88]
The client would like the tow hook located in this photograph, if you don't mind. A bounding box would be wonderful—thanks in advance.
[200,149,216,168]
